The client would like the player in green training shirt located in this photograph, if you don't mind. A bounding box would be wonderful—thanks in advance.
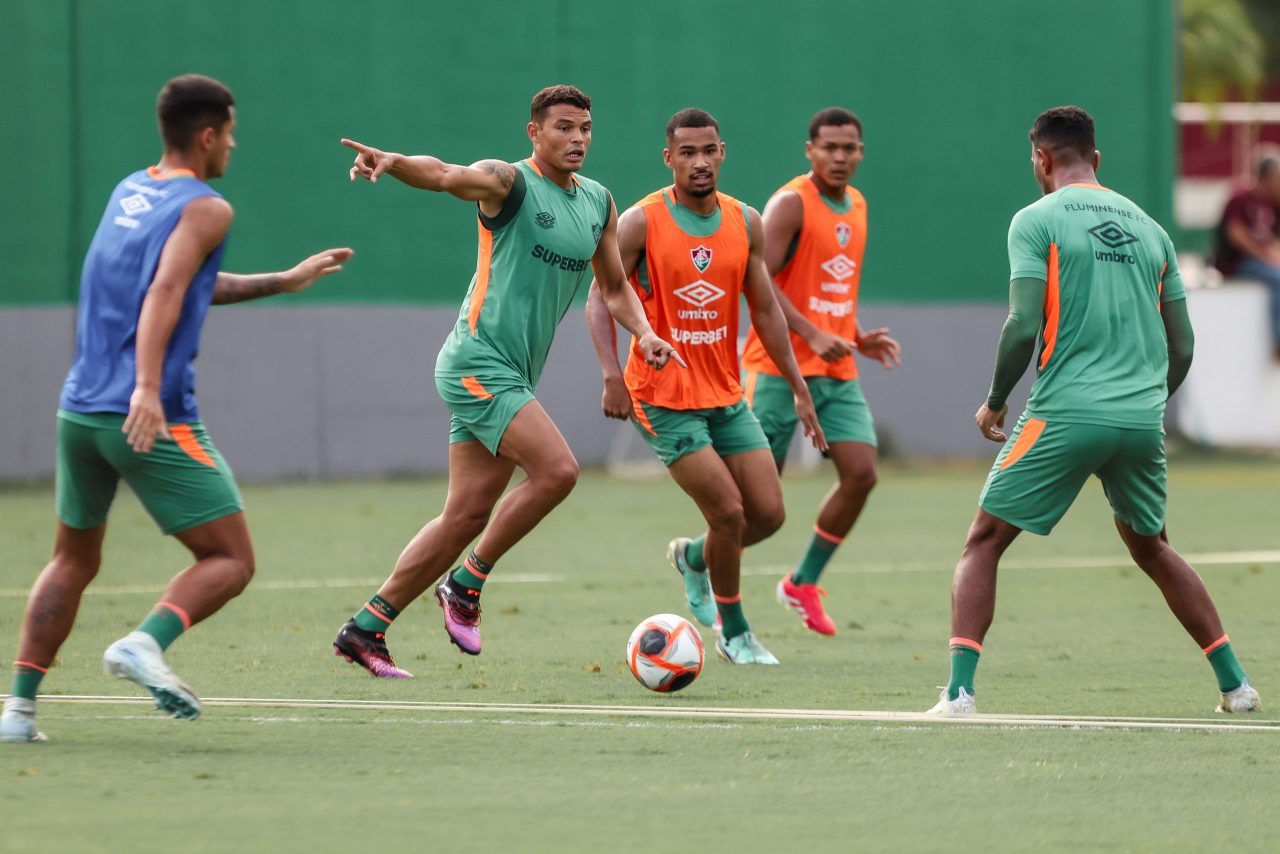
[927,106,1261,716]
[332,85,681,677]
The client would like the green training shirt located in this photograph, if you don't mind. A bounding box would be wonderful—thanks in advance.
[1007,183,1186,429]
[437,159,612,387]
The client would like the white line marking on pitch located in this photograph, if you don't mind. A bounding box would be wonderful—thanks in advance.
[1,550,1274,598]
[27,694,1280,734]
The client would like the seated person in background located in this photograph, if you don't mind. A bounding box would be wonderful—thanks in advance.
[1214,157,1280,359]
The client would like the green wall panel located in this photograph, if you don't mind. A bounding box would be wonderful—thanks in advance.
[2,0,1174,307]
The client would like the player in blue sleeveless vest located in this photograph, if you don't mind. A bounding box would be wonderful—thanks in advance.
[1,74,353,743]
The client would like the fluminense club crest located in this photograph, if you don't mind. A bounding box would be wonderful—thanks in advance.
[690,244,713,273]
[835,222,852,248]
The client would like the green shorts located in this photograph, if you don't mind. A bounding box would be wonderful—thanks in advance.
[56,410,244,535]
[435,371,536,456]
[632,398,770,467]
[978,413,1166,536]
[744,371,877,465]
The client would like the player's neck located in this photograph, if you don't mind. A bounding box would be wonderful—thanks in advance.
[530,153,575,190]
[671,185,718,217]
[155,151,208,181]
[1050,167,1100,191]
[807,172,846,202]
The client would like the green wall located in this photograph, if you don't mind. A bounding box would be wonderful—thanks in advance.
[2,0,1175,307]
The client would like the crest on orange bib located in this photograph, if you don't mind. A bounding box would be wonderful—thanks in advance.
[690,244,712,272]
[835,222,851,248]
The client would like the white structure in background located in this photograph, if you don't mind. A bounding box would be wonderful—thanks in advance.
[1174,101,1280,230]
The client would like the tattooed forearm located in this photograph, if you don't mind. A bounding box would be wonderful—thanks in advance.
[212,273,286,305]
[479,161,516,190]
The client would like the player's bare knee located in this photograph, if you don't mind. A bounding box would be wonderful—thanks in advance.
[48,553,101,586]
[537,457,580,501]
[230,555,256,592]
[843,465,877,497]
[706,499,747,538]
[749,503,786,540]
[445,508,491,545]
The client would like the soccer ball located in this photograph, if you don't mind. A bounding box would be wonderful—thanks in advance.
[626,613,704,693]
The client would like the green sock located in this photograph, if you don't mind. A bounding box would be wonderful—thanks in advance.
[136,603,187,652]
[353,594,400,633]
[11,664,45,701]
[685,536,707,572]
[792,527,842,585]
[451,551,493,594]
[1206,640,1248,693]
[947,642,981,701]
[717,598,750,640]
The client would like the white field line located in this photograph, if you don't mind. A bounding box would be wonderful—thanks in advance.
[23,694,1280,734]
[1,550,1275,599]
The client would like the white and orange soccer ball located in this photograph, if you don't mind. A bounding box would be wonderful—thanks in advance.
[626,613,704,693]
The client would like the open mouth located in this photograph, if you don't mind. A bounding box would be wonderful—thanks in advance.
[565,149,585,161]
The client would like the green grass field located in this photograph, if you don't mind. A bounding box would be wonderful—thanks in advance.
[2,459,1278,852]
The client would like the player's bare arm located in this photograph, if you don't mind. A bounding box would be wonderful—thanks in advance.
[761,190,854,362]
[590,199,685,373]
[586,205,650,419]
[743,207,828,451]
[212,248,355,305]
[853,322,902,368]
[341,138,515,216]
[977,277,1046,442]
[126,195,234,453]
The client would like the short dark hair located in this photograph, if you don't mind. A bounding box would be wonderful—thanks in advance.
[666,108,719,142]
[157,74,234,150]
[530,85,591,122]
[1029,105,1096,160]
[808,107,861,141]
[1259,157,1279,180]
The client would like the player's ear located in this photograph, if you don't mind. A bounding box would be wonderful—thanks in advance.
[1092,149,1101,173]
[804,139,814,162]
[662,147,672,169]
[719,141,726,161]
[527,121,538,144]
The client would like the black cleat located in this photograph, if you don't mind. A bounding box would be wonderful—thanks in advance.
[333,620,414,678]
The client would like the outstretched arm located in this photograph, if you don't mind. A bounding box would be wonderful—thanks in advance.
[341,138,514,216]
[127,196,233,452]
[1162,297,1194,396]
[976,277,1046,442]
[213,248,354,305]
[742,207,827,452]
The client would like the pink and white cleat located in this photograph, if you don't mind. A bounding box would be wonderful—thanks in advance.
[333,621,414,678]
[776,576,837,636]
[435,577,483,655]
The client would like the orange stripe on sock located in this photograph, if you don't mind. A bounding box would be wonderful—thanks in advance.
[169,424,217,468]
[949,637,982,653]
[461,376,493,400]
[1202,634,1230,656]
[14,660,49,674]
[813,526,844,545]
[158,601,192,630]
[999,418,1046,470]
[362,603,393,625]
[713,593,742,604]
[463,555,490,579]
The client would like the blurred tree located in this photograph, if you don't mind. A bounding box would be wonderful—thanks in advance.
[1182,0,1264,104]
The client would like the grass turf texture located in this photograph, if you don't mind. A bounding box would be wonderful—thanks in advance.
[2,459,1278,852]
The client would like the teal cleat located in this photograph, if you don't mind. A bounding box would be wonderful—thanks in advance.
[715,630,780,665]
[103,631,202,720]
[0,697,47,743]
[668,537,716,627]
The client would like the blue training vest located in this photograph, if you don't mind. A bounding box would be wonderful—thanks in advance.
[60,169,226,422]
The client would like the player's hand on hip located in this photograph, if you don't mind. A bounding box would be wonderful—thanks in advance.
[639,332,686,370]
[795,390,829,452]
[602,376,633,420]
[341,138,395,183]
[975,402,1009,443]
[282,247,356,293]
[857,327,901,369]
[806,328,856,362]
[123,387,171,453]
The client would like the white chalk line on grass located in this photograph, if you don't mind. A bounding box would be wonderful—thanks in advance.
[25,694,1280,734]
[2,549,1274,598]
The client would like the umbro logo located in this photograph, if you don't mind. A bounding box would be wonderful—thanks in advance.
[820,254,857,282]
[673,280,725,307]
[119,194,153,217]
[1087,221,1137,249]
[534,211,556,229]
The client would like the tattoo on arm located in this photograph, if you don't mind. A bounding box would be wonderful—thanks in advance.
[479,161,515,191]
[212,273,285,305]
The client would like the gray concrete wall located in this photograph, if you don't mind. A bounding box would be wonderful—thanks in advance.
[0,303,1020,482]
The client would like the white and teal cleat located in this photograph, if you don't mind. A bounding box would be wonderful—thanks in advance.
[1216,679,1261,714]
[715,630,780,665]
[0,697,47,743]
[103,631,202,720]
[668,537,717,627]
[926,686,976,716]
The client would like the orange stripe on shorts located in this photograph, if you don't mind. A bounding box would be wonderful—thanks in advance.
[999,418,1046,470]
[632,399,657,435]
[169,424,217,468]
[461,376,493,400]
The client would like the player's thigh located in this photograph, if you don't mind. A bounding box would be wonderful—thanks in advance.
[743,371,798,466]
[440,439,519,520]
[1097,428,1167,537]
[631,401,715,467]
[978,416,1107,536]
[494,399,577,481]
[436,372,536,458]
[810,377,878,448]
[666,446,744,525]
[105,421,245,536]
[827,439,878,490]
[55,413,121,531]
[172,510,254,565]
[720,447,784,529]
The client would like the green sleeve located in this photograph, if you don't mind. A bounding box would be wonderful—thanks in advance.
[1158,229,1187,303]
[986,277,1047,411]
[1162,297,1194,395]
[1008,205,1051,282]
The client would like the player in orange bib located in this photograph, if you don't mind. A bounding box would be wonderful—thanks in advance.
[741,108,901,636]
[587,109,825,665]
